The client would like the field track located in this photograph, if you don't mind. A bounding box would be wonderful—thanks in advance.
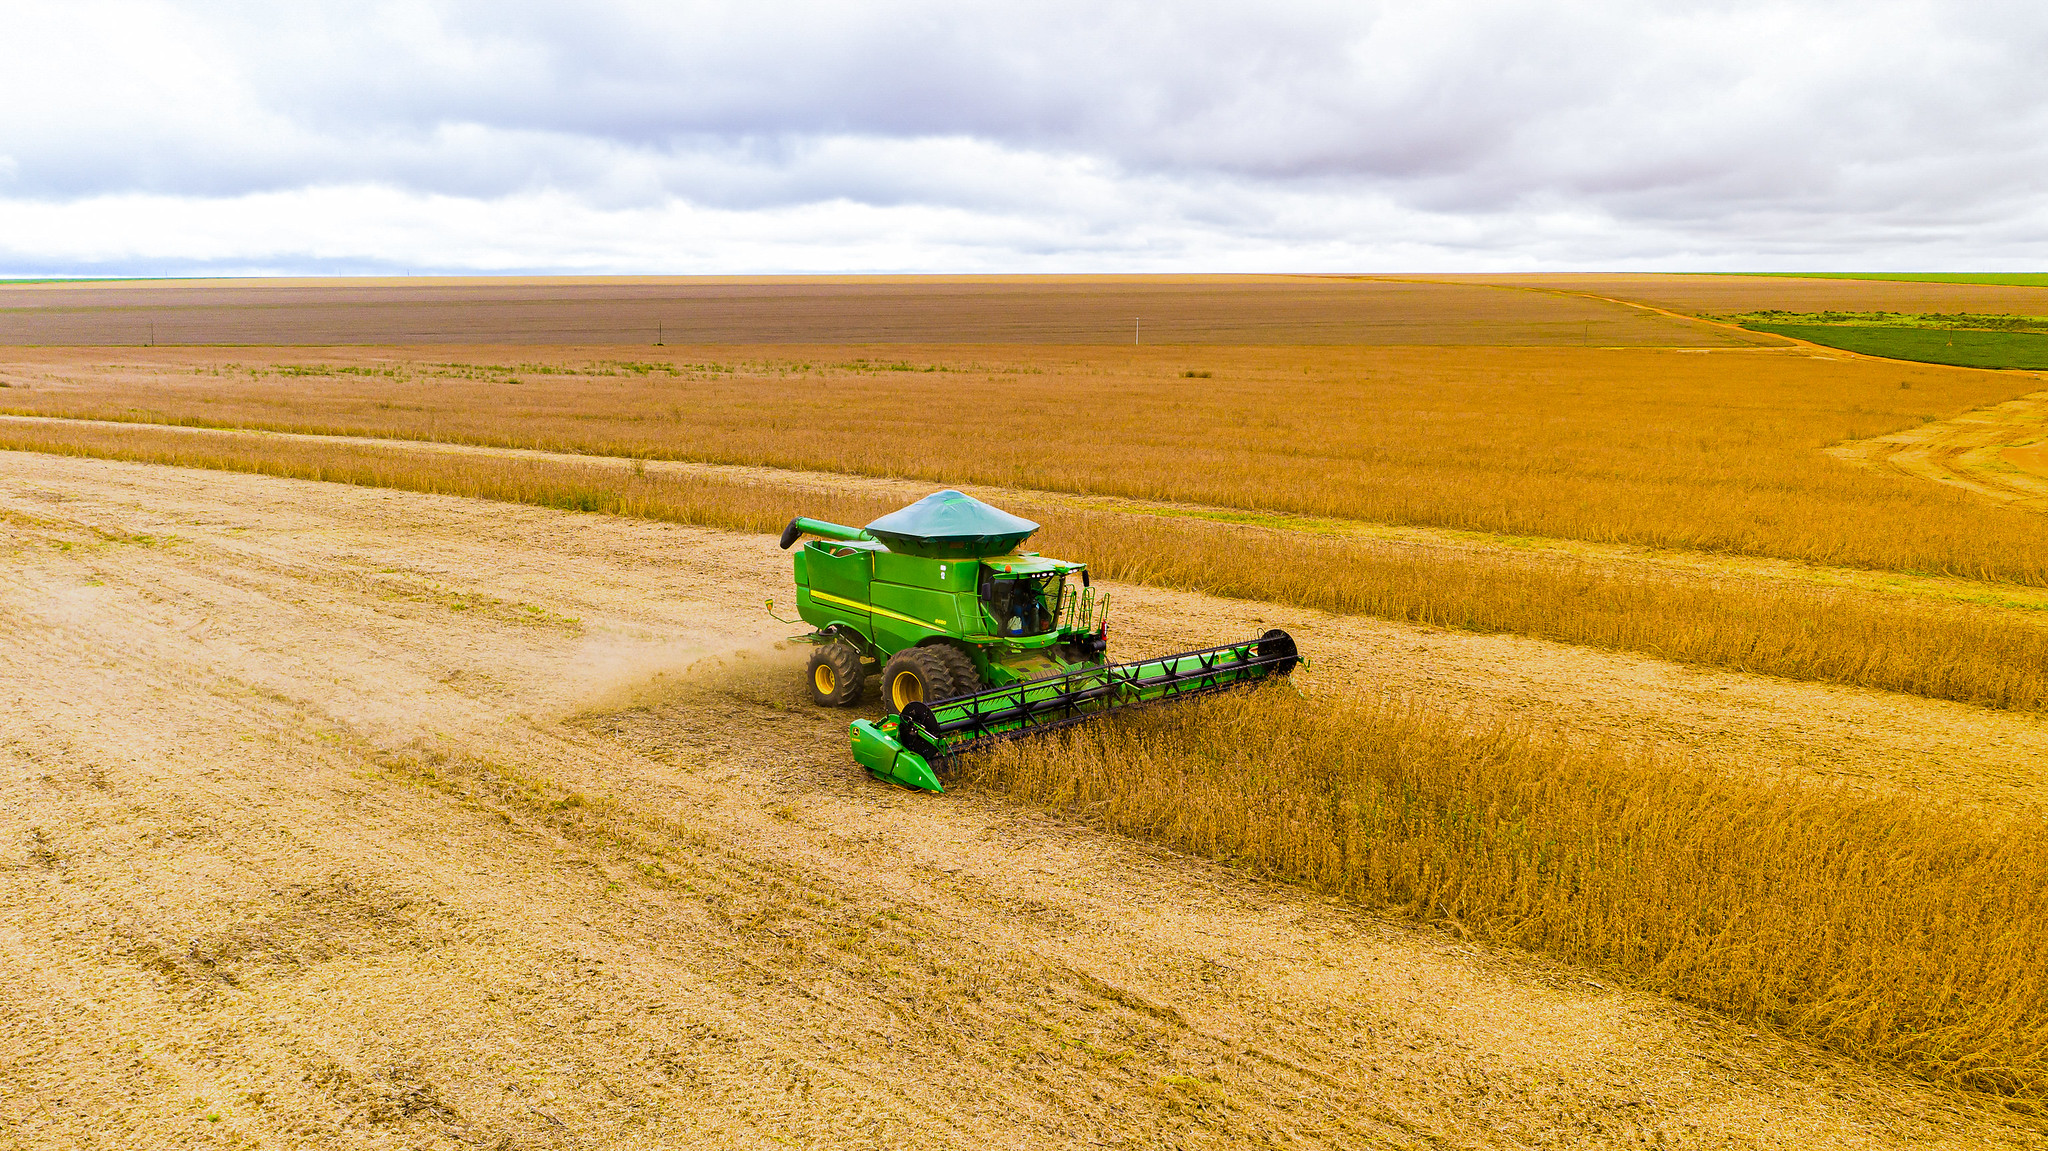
[1828,390,2048,510]
[4,450,2042,1148]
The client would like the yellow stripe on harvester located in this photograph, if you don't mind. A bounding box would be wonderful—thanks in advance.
[809,589,947,631]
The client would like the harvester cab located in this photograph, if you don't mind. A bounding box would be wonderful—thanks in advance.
[777,489,1302,793]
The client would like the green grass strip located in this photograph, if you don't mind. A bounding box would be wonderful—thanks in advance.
[1742,324,2048,371]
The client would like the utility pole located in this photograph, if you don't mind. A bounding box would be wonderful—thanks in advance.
[1134,317,1140,345]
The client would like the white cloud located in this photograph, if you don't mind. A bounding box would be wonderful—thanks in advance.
[3,0,2047,272]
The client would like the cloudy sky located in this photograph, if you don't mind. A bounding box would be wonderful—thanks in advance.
[4,0,2045,275]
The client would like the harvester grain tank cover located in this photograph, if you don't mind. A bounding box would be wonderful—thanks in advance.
[862,489,1039,557]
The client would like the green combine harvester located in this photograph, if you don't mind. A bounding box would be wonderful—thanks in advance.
[775,490,1303,792]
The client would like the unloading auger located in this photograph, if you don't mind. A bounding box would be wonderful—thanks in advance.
[773,489,1304,792]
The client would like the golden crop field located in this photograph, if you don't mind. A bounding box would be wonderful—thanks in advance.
[5,340,2046,583]
[11,277,2048,1133]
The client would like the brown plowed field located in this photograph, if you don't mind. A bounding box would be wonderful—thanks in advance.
[4,452,2040,1148]
[0,275,1765,346]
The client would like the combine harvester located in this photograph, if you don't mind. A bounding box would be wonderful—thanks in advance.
[775,490,1303,792]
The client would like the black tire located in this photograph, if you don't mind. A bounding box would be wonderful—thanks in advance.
[926,644,984,697]
[807,643,864,707]
[881,646,961,713]
[1256,628,1299,675]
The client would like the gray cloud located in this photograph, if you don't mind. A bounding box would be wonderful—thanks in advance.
[4,0,2047,271]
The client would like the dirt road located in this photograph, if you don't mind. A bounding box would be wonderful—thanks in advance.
[3,453,2040,1148]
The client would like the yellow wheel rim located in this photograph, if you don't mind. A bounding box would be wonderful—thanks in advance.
[814,664,836,695]
[890,670,924,710]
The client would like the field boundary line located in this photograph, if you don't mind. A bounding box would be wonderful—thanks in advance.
[5,412,2048,616]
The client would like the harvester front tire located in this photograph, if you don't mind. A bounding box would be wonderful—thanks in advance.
[807,644,865,707]
[926,644,983,697]
[883,647,961,712]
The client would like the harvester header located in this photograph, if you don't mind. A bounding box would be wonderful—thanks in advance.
[776,489,1302,792]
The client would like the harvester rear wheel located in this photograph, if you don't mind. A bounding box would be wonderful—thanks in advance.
[883,647,963,712]
[807,643,865,707]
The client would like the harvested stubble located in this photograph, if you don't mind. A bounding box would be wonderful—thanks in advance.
[7,419,2048,711]
[6,342,2048,583]
[967,687,2048,1100]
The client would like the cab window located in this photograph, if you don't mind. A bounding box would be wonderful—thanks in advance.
[981,572,1062,636]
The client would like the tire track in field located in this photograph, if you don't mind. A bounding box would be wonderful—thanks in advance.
[1827,388,2048,510]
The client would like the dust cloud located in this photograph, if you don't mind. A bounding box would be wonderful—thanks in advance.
[560,634,809,719]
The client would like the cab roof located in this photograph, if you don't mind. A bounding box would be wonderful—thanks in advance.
[982,554,1080,577]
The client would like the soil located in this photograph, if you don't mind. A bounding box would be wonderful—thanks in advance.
[5,451,2046,1149]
